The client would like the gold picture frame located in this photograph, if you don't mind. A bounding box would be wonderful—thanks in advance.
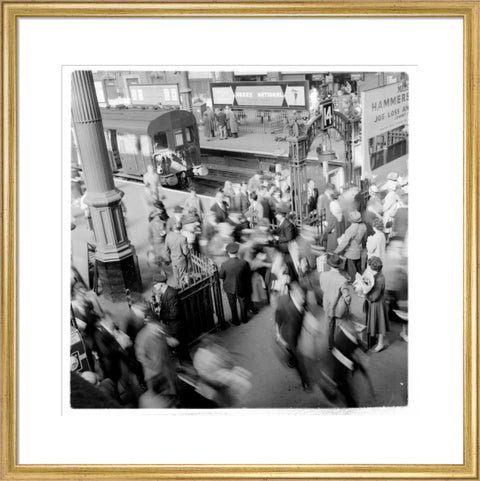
[1,1,478,479]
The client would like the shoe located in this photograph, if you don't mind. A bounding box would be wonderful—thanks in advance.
[248,308,259,315]
[302,381,312,392]
[231,321,241,326]
[242,319,249,324]
[400,332,408,342]
[373,343,385,352]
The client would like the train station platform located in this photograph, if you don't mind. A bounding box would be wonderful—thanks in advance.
[199,130,346,163]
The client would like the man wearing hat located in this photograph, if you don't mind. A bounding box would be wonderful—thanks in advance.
[166,205,184,232]
[247,170,263,194]
[319,254,352,350]
[219,242,252,325]
[273,204,298,253]
[151,271,190,362]
[334,210,367,282]
[165,222,190,288]
[210,189,229,224]
[232,182,250,215]
[134,303,178,394]
[183,186,204,221]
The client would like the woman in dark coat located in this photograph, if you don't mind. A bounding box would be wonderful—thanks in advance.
[364,256,389,352]
[321,198,346,253]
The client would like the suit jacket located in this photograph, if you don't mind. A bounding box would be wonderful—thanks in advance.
[307,187,319,213]
[275,294,304,348]
[157,286,180,324]
[165,231,189,264]
[210,201,228,223]
[219,257,251,296]
[233,192,250,214]
[259,197,272,220]
[319,269,351,318]
[274,219,298,252]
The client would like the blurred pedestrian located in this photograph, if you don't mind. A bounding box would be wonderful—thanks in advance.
[203,111,213,141]
[147,211,169,268]
[317,182,336,220]
[275,282,311,390]
[273,204,298,253]
[134,309,178,396]
[322,197,345,252]
[165,222,190,288]
[223,180,236,207]
[233,182,250,214]
[219,242,252,325]
[210,189,229,223]
[307,179,319,214]
[335,210,367,281]
[247,170,263,194]
[319,253,352,350]
[183,186,204,220]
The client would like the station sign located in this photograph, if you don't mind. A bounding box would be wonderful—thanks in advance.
[128,83,180,106]
[361,81,409,174]
[211,81,309,109]
[321,101,334,129]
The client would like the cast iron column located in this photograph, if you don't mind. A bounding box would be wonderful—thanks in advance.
[71,70,142,300]
[179,71,192,111]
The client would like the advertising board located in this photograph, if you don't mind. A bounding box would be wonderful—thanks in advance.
[211,81,308,109]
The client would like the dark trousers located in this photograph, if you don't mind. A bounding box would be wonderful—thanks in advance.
[288,345,310,388]
[328,316,336,350]
[346,258,361,282]
[226,292,248,325]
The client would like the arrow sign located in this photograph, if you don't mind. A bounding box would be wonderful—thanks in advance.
[211,86,235,105]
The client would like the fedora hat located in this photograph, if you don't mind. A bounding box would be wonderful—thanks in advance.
[387,172,399,181]
[226,242,239,254]
[153,271,168,283]
[349,210,362,223]
[327,253,343,269]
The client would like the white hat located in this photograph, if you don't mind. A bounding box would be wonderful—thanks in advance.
[369,184,379,195]
[387,172,399,181]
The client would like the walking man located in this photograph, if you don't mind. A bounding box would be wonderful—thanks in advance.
[165,222,190,288]
[319,254,352,350]
[219,242,252,325]
[275,281,310,390]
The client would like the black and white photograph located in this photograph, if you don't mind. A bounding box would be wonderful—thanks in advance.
[70,69,409,410]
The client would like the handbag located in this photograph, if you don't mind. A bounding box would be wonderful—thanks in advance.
[332,285,351,319]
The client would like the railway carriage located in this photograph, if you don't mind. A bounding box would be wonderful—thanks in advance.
[99,106,208,187]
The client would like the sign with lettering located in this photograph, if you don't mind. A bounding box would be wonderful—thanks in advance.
[362,82,409,138]
[211,81,308,109]
[321,101,334,129]
[129,84,180,106]
[361,82,409,174]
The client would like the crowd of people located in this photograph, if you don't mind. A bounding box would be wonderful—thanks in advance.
[202,106,240,141]
[71,163,408,409]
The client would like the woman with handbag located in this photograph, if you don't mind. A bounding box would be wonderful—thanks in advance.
[363,256,390,352]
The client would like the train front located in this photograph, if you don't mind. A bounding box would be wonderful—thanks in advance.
[151,111,208,189]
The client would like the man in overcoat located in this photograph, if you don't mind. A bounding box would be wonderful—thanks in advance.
[219,242,252,325]
[275,282,310,390]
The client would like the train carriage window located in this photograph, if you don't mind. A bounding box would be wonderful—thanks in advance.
[185,127,194,143]
[153,132,168,150]
[174,129,184,147]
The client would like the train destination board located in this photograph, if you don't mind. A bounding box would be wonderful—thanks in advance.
[211,81,308,109]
